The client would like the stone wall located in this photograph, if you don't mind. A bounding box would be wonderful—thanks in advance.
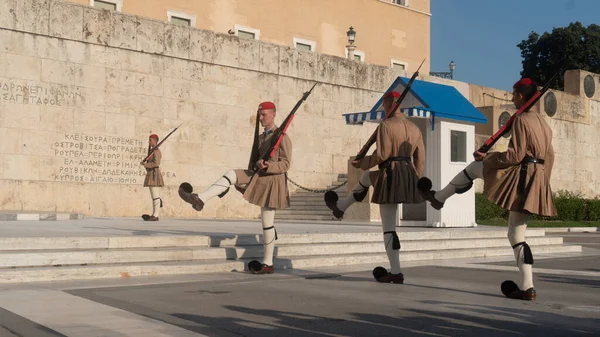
[1,0,598,221]
[1,0,415,218]
[540,89,598,198]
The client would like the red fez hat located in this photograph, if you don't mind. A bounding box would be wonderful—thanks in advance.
[383,91,401,99]
[149,134,159,140]
[258,101,276,110]
[513,78,537,88]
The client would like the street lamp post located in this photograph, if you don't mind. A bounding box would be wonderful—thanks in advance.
[430,60,456,79]
[346,26,356,60]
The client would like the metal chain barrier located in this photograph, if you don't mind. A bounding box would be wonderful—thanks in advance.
[286,175,348,193]
[483,92,513,102]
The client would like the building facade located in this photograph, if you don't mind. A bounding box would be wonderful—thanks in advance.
[68,0,431,74]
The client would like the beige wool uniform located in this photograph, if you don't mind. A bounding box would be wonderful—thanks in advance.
[482,109,557,216]
[360,114,425,204]
[234,126,292,209]
[143,149,165,187]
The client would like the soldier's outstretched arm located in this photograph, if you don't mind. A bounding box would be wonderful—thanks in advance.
[485,117,527,169]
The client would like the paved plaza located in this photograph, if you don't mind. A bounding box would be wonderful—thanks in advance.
[0,220,597,337]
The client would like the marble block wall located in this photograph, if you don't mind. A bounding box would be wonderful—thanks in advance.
[0,0,405,218]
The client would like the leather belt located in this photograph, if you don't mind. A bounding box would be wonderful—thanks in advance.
[523,157,544,165]
[379,156,412,190]
[378,156,411,169]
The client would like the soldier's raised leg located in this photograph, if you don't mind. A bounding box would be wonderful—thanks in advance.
[418,161,483,210]
[324,170,372,219]
[178,170,240,211]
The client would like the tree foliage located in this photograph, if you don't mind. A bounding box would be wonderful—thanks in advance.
[517,22,600,89]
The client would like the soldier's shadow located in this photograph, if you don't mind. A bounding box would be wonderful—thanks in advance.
[171,299,600,337]
[209,233,301,273]
[538,274,600,288]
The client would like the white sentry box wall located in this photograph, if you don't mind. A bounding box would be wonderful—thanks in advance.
[425,119,477,227]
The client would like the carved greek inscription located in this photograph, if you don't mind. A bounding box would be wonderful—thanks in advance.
[51,133,176,184]
[0,79,84,107]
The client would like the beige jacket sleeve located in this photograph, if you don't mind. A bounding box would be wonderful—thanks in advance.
[143,149,161,169]
[265,134,292,174]
[484,116,527,169]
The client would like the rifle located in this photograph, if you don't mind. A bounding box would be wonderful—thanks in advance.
[477,71,560,154]
[247,109,261,171]
[354,58,426,161]
[142,124,182,163]
[258,82,318,166]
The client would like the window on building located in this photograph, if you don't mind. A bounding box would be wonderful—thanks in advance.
[170,16,190,26]
[354,54,362,61]
[393,63,405,70]
[293,37,316,52]
[296,43,311,51]
[391,60,408,71]
[450,130,467,162]
[238,30,255,39]
[91,0,119,11]
[235,25,260,40]
[392,0,408,6]
[167,10,196,27]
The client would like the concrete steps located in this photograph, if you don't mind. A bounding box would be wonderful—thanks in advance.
[0,236,565,268]
[262,244,582,270]
[287,195,347,202]
[0,259,245,284]
[0,228,582,283]
[276,214,339,221]
[0,236,211,250]
[276,209,334,215]
[0,212,84,221]
[0,244,580,284]
[289,202,334,207]
[284,205,332,211]
[279,174,348,220]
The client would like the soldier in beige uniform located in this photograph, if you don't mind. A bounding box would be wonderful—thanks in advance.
[418,78,557,300]
[179,101,291,275]
[141,134,164,221]
[325,91,425,283]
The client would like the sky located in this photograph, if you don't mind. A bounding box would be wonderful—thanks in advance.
[430,0,599,91]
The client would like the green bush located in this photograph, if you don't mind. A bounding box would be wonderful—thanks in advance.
[552,190,586,221]
[475,193,507,221]
[554,197,586,220]
[586,199,600,221]
[475,190,598,222]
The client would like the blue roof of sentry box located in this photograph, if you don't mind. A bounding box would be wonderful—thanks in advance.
[342,76,488,125]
